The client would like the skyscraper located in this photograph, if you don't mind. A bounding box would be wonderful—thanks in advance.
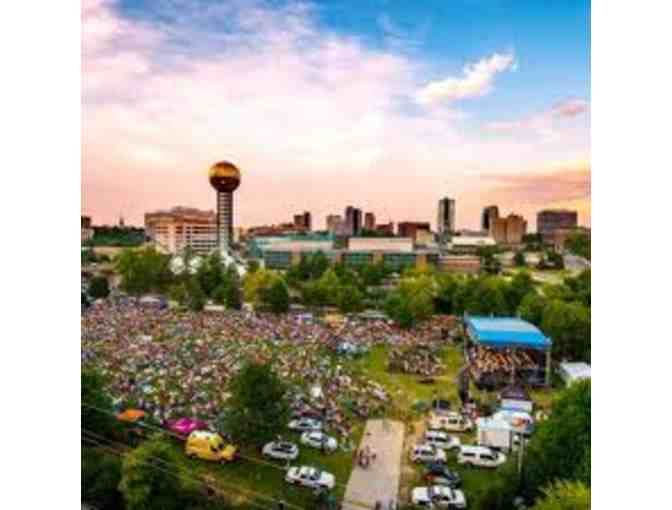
[345,206,362,236]
[364,212,376,231]
[293,211,312,231]
[537,209,578,236]
[208,161,241,252]
[481,205,500,231]
[437,197,456,236]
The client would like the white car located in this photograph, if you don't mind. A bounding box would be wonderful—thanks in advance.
[424,430,461,451]
[428,412,474,433]
[457,445,507,468]
[412,485,467,509]
[300,431,338,452]
[288,417,322,432]
[262,441,299,461]
[410,443,447,464]
[285,465,335,490]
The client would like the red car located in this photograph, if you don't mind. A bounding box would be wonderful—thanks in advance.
[164,418,209,439]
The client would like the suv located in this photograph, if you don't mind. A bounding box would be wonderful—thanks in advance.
[424,430,461,451]
[412,485,467,509]
[410,443,447,464]
[428,412,473,433]
[457,445,507,468]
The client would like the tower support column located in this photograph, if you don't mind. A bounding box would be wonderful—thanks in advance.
[217,191,233,252]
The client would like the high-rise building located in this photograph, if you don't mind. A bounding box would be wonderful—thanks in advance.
[81,215,94,242]
[489,213,527,245]
[208,161,241,252]
[375,222,395,236]
[437,197,456,236]
[326,214,343,234]
[293,211,312,231]
[537,209,578,236]
[398,221,431,241]
[345,206,362,236]
[145,206,217,254]
[481,205,500,231]
[364,212,376,231]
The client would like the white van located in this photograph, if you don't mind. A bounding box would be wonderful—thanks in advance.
[457,445,506,468]
[424,430,461,451]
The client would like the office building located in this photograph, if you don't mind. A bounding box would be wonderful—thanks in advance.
[537,209,578,236]
[345,206,363,236]
[398,221,431,241]
[364,212,376,231]
[481,205,500,231]
[293,211,312,231]
[145,206,217,254]
[489,213,527,246]
[375,222,395,236]
[437,197,456,236]
[81,215,94,242]
[326,214,343,234]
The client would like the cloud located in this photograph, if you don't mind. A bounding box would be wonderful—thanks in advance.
[551,98,589,117]
[487,97,589,137]
[415,52,515,106]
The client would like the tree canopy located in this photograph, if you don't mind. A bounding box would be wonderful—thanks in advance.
[88,276,111,299]
[222,362,290,446]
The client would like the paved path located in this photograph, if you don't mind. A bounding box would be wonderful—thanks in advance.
[342,419,405,510]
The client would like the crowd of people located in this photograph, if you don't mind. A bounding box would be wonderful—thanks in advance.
[466,345,543,389]
[82,302,455,435]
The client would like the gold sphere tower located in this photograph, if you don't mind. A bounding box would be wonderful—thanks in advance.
[208,161,241,252]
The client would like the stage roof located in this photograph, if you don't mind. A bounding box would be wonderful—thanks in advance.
[465,316,552,350]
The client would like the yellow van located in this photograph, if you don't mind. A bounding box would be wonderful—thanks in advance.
[185,431,238,463]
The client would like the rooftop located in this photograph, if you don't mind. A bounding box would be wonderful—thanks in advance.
[465,316,552,350]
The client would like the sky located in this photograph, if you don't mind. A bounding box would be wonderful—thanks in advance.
[82,0,590,230]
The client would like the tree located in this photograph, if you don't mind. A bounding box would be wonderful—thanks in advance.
[434,273,462,314]
[518,292,549,326]
[336,284,365,314]
[82,368,118,440]
[247,259,260,274]
[514,250,527,267]
[242,268,277,305]
[168,282,190,305]
[186,279,207,312]
[521,380,591,501]
[505,271,535,313]
[89,276,110,299]
[82,448,124,510]
[116,247,174,296]
[464,276,509,316]
[196,251,224,297]
[223,362,290,446]
[565,231,591,261]
[530,481,590,510]
[385,275,435,328]
[263,277,290,314]
[540,300,590,361]
[119,434,201,510]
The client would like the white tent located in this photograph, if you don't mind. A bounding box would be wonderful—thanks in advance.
[558,362,591,386]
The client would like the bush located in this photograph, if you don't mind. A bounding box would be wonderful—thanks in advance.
[89,276,111,299]
[82,447,124,510]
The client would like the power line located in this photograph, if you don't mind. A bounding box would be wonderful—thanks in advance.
[83,402,378,509]
[82,430,287,510]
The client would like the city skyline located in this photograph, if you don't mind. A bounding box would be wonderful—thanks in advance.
[82,0,590,230]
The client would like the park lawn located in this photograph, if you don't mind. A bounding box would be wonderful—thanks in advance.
[173,424,363,508]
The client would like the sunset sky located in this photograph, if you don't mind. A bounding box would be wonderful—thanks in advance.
[82,0,590,230]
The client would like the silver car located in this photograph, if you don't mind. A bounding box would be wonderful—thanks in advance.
[262,441,299,461]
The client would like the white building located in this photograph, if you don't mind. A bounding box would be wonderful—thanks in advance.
[145,206,217,254]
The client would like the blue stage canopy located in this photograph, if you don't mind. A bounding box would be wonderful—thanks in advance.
[465,316,552,350]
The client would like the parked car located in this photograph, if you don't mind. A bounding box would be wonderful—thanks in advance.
[424,464,462,488]
[424,430,461,451]
[285,466,335,490]
[185,431,238,463]
[411,485,467,509]
[300,431,338,452]
[428,412,474,433]
[262,441,299,461]
[410,443,447,464]
[288,417,322,431]
[457,445,506,468]
[164,417,208,440]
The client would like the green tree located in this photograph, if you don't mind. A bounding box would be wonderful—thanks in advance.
[119,434,201,510]
[518,292,549,326]
[82,448,124,510]
[247,259,260,274]
[196,251,224,297]
[263,277,290,314]
[168,282,189,305]
[540,300,590,361]
[505,271,535,313]
[242,268,277,305]
[82,368,118,440]
[337,284,365,313]
[522,380,591,501]
[223,362,290,446]
[385,275,435,328]
[89,276,111,299]
[434,273,462,314]
[464,277,509,316]
[514,250,527,267]
[565,231,591,261]
[186,279,207,312]
[116,247,174,296]
[530,481,590,510]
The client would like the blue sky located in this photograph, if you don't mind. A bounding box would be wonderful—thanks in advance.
[83,0,590,228]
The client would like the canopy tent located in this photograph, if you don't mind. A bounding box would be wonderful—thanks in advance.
[465,316,552,350]
[465,315,553,386]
